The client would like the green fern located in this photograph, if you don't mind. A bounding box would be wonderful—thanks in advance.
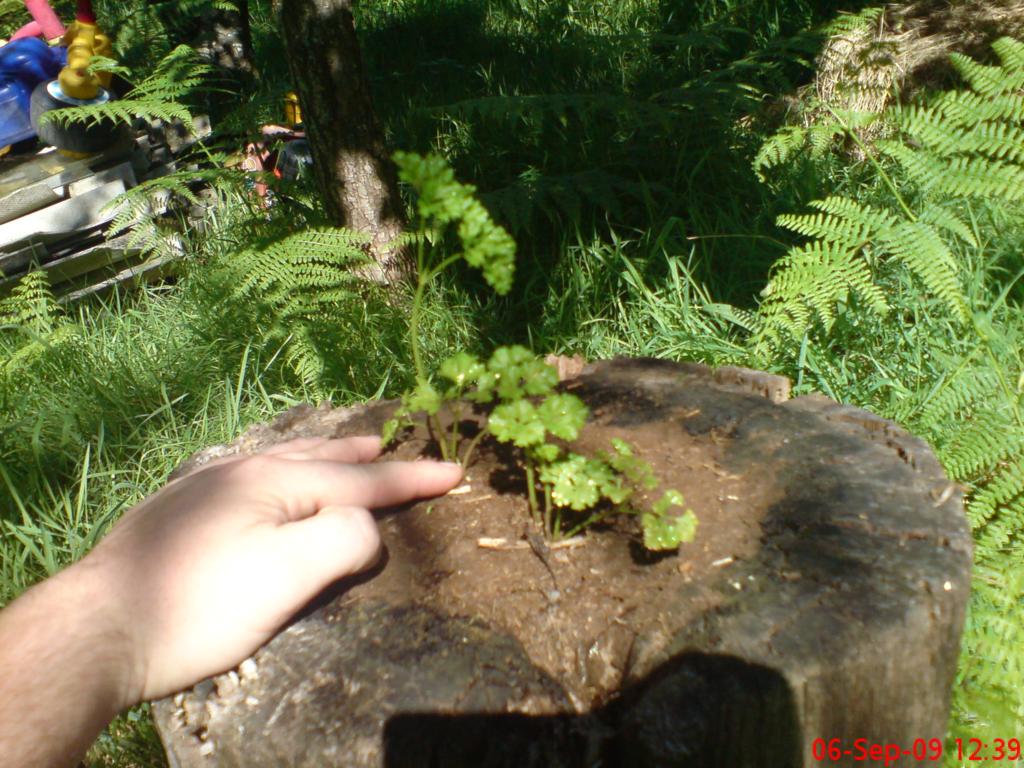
[0,272,81,389]
[820,6,885,37]
[870,299,1024,736]
[0,270,58,334]
[753,39,1024,354]
[753,110,880,180]
[960,556,1024,732]
[106,157,247,255]
[758,196,964,348]
[206,225,371,391]
[753,41,1024,735]
[105,0,235,64]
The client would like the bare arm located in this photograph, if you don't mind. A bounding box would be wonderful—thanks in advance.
[0,436,462,768]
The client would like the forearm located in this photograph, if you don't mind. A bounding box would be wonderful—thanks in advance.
[0,560,139,768]
[0,438,459,767]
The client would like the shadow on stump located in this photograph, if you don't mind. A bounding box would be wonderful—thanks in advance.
[383,652,800,768]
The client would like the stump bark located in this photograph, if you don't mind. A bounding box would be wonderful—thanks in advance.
[154,359,971,767]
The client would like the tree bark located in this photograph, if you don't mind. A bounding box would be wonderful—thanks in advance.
[279,0,407,280]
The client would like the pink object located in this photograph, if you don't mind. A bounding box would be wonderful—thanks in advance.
[10,21,42,40]
[11,0,65,40]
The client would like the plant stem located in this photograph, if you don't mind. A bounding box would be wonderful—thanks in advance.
[408,235,466,462]
[460,426,488,468]
[408,236,429,386]
[427,414,449,461]
[543,484,556,540]
[408,236,462,388]
[448,399,463,460]
[564,510,608,539]
[524,460,540,527]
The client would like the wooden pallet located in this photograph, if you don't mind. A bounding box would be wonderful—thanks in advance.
[0,116,209,304]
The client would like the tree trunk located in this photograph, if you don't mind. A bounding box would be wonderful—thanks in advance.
[155,360,972,767]
[279,0,407,281]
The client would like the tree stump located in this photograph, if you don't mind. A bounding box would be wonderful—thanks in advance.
[153,359,971,767]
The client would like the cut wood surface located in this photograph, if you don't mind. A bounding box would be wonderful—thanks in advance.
[154,359,972,767]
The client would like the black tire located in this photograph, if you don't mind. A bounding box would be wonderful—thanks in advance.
[29,81,128,154]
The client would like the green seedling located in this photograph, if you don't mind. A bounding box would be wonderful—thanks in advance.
[642,490,699,551]
[381,151,514,460]
[383,152,696,550]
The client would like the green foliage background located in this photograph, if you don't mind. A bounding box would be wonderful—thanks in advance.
[1,0,1022,764]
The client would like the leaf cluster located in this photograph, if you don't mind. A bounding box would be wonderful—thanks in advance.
[394,151,515,295]
[385,346,696,550]
[749,34,1024,737]
[386,151,695,549]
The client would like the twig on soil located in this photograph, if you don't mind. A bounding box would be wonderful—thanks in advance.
[477,536,587,550]
[526,529,562,602]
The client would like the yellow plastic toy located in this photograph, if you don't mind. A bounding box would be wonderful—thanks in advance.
[58,17,113,100]
[28,0,126,155]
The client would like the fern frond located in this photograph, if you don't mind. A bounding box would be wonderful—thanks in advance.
[932,89,1024,127]
[753,126,809,179]
[822,7,884,37]
[0,271,83,385]
[203,222,375,391]
[917,203,977,247]
[972,458,1024,542]
[948,54,1017,98]
[759,240,888,336]
[806,122,841,157]
[777,194,898,246]
[877,221,967,320]
[107,158,245,246]
[0,271,59,334]
[43,99,194,131]
[283,328,326,390]
[133,44,216,102]
[897,106,1024,164]
[807,196,900,230]
[916,368,1001,426]
[941,410,1024,479]
[777,211,872,246]
[991,36,1024,75]
[225,227,370,304]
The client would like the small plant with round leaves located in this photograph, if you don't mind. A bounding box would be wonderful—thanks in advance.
[382,152,696,550]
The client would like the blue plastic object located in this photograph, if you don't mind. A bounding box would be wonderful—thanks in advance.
[0,37,66,147]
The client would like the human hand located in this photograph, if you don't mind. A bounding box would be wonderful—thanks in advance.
[78,435,462,707]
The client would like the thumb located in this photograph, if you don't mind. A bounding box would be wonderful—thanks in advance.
[275,506,382,596]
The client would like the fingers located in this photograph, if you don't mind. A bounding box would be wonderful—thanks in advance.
[257,436,382,463]
[274,506,382,595]
[245,457,464,519]
[332,461,465,509]
[176,436,383,480]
